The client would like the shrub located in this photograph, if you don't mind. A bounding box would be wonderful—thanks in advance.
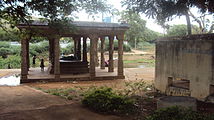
[146,106,214,120]
[30,41,49,55]
[82,87,135,114]
[101,40,132,52]
[123,43,132,52]
[0,41,11,48]
[61,43,74,55]
[0,47,12,58]
[138,42,155,51]
[11,45,21,55]
[0,55,21,68]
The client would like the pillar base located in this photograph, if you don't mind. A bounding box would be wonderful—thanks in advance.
[117,75,125,79]
[108,69,114,72]
[90,76,95,80]
[101,67,105,69]
[90,72,95,80]
[20,75,28,83]
[54,74,60,81]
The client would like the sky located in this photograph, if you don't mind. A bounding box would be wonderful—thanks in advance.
[74,0,213,34]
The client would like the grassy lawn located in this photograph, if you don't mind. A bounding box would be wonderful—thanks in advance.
[35,80,159,119]
[124,58,155,68]
[124,58,155,64]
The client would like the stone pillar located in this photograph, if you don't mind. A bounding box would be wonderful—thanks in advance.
[100,36,105,69]
[21,36,28,83]
[95,38,99,66]
[54,36,60,81]
[74,38,77,58]
[117,35,125,78]
[49,38,54,74]
[83,37,87,62]
[77,37,81,60]
[89,35,98,79]
[26,39,30,70]
[108,36,114,72]
[49,39,52,63]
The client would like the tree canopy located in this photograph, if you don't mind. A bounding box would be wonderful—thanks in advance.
[0,0,112,30]
[122,0,214,35]
[166,24,202,36]
[119,11,162,49]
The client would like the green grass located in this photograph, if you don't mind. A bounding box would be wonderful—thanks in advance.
[44,88,78,100]
[124,58,155,64]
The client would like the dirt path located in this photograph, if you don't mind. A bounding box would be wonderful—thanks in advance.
[0,68,155,120]
[0,69,20,78]
[0,85,120,120]
[26,67,155,90]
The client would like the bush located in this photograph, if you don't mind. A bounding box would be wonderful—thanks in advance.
[82,87,135,114]
[30,41,49,56]
[0,47,12,58]
[61,43,74,55]
[0,55,21,69]
[11,45,21,55]
[101,40,132,52]
[146,106,214,120]
[123,43,132,52]
[138,42,155,51]
[0,41,11,48]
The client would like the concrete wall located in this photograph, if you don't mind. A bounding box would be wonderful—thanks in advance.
[155,34,214,99]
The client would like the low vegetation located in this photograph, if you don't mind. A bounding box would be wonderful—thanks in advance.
[36,80,214,119]
[39,80,157,118]
[82,87,136,114]
[146,106,214,120]
[44,88,78,100]
[124,58,155,68]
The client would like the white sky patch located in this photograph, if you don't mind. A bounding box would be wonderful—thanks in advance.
[75,0,213,34]
[32,0,212,34]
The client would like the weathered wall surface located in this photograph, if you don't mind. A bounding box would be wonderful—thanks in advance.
[155,34,214,99]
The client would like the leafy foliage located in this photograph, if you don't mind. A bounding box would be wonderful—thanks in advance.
[167,24,201,36]
[119,11,162,49]
[30,41,49,55]
[0,0,113,31]
[82,87,135,114]
[44,88,77,100]
[146,106,214,120]
[167,24,188,36]
[61,43,74,55]
[0,55,21,69]
[100,39,132,52]
[0,29,20,41]
[122,0,214,35]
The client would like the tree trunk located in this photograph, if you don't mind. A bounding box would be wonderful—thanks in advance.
[185,11,192,35]
[189,10,203,33]
[208,24,214,33]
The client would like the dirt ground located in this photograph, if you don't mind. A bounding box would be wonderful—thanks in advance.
[0,69,20,78]
[0,86,120,120]
[0,67,155,120]
[26,67,154,90]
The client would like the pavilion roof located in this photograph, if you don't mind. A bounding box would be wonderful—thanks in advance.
[17,21,129,36]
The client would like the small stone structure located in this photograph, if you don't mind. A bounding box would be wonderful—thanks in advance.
[17,21,129,83]
[155,34,214,100]
[157,96,197,110]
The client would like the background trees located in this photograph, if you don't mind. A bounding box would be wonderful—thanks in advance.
[119,11,162,49]
[0,0,112,31]
[122,0,214,35]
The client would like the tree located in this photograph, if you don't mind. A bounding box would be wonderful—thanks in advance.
[189,11,214,33]
[0,0,111,31]
[119,11,162,49]
[122,0,214,35]
[167,24,201,36]
[120,11,147,49]
[167,24,188,36]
